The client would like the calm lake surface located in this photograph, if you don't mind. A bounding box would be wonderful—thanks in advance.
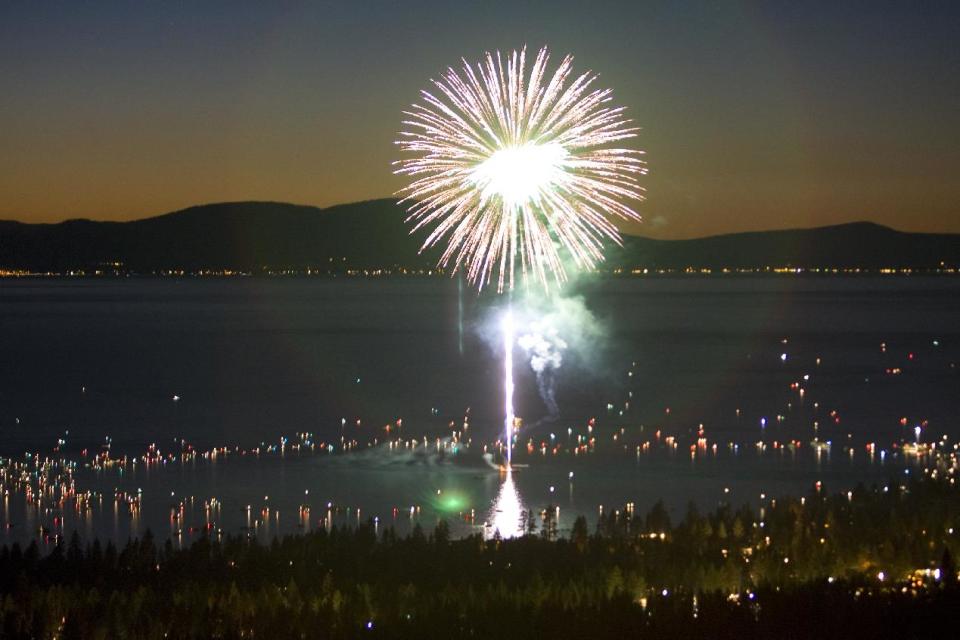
[0,276,958,546]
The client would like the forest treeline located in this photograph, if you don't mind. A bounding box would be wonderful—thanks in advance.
[1,477,958,638]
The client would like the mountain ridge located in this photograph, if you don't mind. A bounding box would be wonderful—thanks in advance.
[1,199,957,273]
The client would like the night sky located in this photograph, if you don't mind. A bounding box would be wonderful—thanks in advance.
[1,1,958,238]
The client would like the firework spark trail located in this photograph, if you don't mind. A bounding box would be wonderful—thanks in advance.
[503,309,515,466]
[457,274,464,356]
[396,46,645,292]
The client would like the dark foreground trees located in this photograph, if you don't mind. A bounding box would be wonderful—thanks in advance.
[1,477,959,639]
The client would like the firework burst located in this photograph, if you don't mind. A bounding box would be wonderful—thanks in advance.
[395,46,646,292]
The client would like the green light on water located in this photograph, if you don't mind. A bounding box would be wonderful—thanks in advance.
[436,492,468,513]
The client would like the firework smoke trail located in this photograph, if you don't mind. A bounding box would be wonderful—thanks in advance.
[517,320,567,419]
[395,46,645,292]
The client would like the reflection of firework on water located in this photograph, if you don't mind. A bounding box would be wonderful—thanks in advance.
[395,46,645,291]
[487,469,524,539]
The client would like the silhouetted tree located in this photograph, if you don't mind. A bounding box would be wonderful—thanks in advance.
[942,547,957,588]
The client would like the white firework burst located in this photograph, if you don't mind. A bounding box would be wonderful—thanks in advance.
[395,46,646,292]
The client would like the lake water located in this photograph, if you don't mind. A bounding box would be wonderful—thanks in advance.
[0,276,958,546]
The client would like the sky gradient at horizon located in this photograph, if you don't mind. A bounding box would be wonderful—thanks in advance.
[1,0,958,238]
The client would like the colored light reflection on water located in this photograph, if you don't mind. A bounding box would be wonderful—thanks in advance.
[435,491,468,513]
